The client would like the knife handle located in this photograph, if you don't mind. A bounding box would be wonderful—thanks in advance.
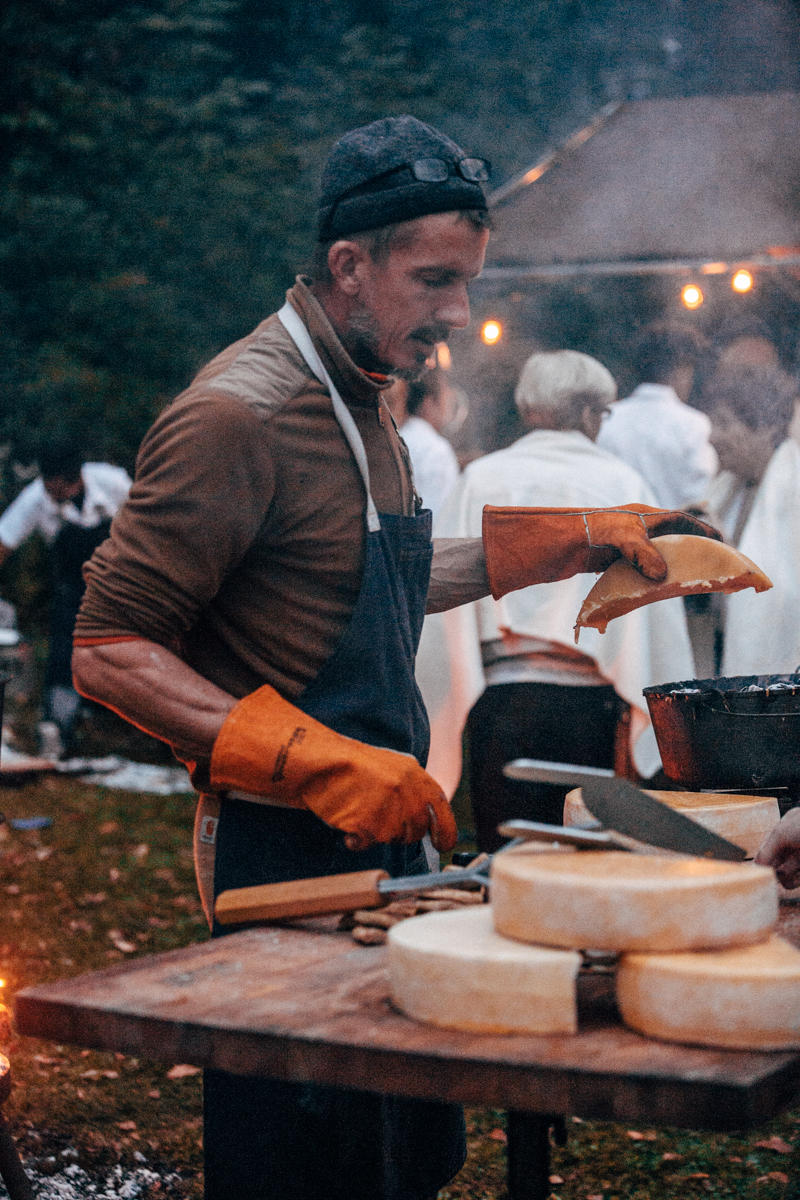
[215,868,390,925]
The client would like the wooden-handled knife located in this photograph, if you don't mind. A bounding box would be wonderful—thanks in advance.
[215,823,641,926]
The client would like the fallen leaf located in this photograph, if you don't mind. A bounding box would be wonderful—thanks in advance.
[549,1175,564,1185]
[80,1070,101,1079]
[118,1121,137,1131]
[108,868,121,883]
[108,930,136,953]
[4,885,19,895]
[586,1194,604,1200]
[35,847,53,861]
[33,1055,64,1065]
[662,1152,682,1161]
[167,1064,200,1080]
[489,1128,507,1143]
[69,919,93,934]
[754,1135,793,1153]
[75,1088,86,1100]
[80,892,107,906]
[149,1088,161,1099]
[102,1070,119,1079]
[686,1173,710,1179]
[147,916,172,928]
[769,1172,790,1183]
[627,1130,644,1140]
[643,1130,658,1140]
[100,821,120,834]
[132,843,150,860]
[728,1156,743,1162]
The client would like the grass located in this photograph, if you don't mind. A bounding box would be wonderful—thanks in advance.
[0,752,796,1198]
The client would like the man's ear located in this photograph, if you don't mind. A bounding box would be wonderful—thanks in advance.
[327,240,368,296]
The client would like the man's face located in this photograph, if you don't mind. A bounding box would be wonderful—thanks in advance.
[342,212,489,378]
[709,404,777,484]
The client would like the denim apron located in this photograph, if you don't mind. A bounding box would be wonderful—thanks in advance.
[202,304,466,1200]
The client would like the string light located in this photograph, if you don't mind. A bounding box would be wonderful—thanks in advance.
[481,319,502,345]
[732,269,753,293]
[680,284,703,310]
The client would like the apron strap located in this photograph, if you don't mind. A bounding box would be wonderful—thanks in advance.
[278,302,381,533]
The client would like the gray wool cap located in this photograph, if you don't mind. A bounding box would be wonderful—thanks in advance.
[317,115,488,241]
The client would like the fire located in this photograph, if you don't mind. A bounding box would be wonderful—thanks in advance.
[732,269,753,293]
[680,284,703,310]
[481,319,502,345]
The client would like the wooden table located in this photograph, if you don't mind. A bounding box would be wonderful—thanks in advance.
[15,908,800,1200]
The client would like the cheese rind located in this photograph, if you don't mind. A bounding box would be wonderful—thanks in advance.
[387,906,581,1034]
[564,787,779,859]
[491,850,777,952]
[574,534,772,637]
[617,935,800,1050]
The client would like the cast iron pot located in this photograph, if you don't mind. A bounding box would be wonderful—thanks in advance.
[644,674,800,790]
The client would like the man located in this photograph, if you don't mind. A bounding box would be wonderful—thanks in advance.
[385,367,460,519]
[0,442,131,753]
[419,350,694,850]
[71,116,717,1200]
[597,321,717,509]
[702,364,800,676]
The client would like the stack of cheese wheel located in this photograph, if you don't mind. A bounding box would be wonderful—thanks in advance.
[389,843,800,1049]
[563,787,779,860]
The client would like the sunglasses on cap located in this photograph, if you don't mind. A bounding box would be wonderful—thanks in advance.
[404,157,491,184]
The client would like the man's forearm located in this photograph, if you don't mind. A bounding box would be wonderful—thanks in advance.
[72,641,236,760]
[426,538,490,613]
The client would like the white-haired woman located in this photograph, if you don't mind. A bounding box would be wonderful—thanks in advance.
[426,349,695,851]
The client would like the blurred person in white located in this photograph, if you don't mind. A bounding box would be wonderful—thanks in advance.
[386,366,460,520]
[416,350,695,850]
[0,441,131,753]
[702,364,800,677]
[597,321,717,509]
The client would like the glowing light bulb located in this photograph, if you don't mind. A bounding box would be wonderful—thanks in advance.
[732,269,753,293]
[481,319,502,345]
[681,284,703,310]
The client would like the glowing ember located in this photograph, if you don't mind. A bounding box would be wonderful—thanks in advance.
[732,269,753,293]
[681,284,703,309]
[436,343,451,370]
[481,319,502,345]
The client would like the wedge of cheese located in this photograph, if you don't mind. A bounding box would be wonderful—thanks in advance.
[492,850,777,953]
[388,906,581,1034]
[574,534,772,638]
[617,934,800,1050]
[563,787,779,859]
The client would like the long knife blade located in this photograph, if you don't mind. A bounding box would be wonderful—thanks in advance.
[581,776,747,861]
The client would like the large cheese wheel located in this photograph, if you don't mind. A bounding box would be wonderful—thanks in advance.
[491,850,777,952]
[617,934,800,1050]
[563,787,779,859]
[387,906,581,1034]
[574,534,772,637]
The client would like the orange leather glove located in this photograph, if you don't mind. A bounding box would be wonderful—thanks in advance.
[483,503,722,600]
[210,684,457,853]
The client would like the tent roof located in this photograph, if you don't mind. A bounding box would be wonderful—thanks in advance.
[485,92,800,278]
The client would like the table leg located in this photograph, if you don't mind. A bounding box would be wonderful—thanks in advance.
[506,1110,560,1200]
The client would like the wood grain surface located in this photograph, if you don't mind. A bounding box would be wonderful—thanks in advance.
[15,907,800,1129]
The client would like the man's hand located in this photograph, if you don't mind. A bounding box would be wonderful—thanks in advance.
[211,684,457,853]
[482,503,722,600]
[755,808,800,889]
